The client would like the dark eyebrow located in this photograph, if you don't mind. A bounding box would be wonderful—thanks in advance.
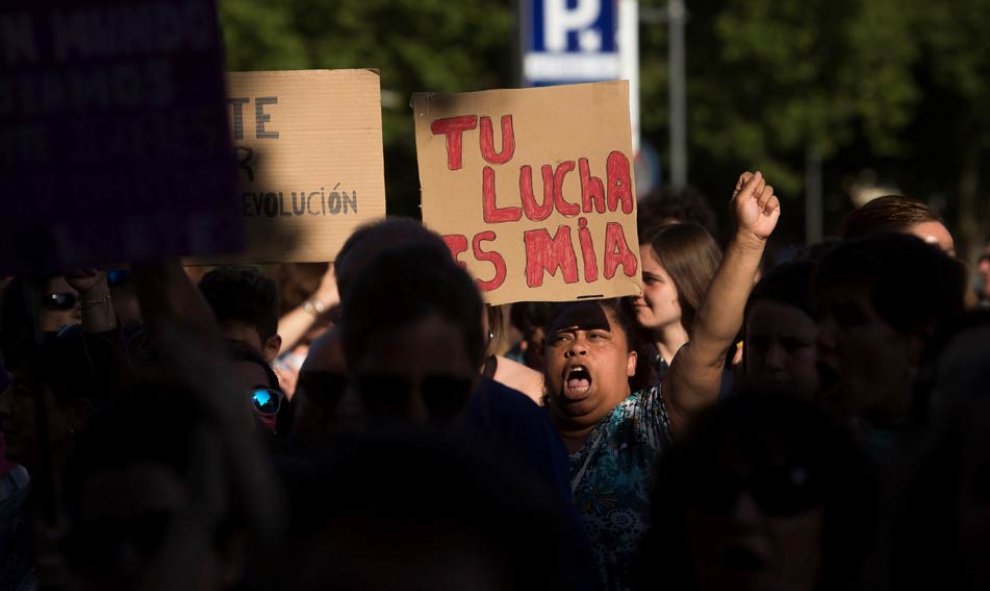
[557,326,612,336]
[642,272,663,281]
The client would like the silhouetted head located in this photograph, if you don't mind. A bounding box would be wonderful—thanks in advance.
[286,432,582,591]
[744,261,818,398]
[638,393,875,591]
[199,266,281,362]
[814,234,966,424]
[340,247,484,425]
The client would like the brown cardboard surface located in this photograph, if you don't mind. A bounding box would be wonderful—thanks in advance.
[413,81,642,305]
[224,69,386,263]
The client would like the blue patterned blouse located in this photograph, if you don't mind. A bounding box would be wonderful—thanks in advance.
[569,386,672,591]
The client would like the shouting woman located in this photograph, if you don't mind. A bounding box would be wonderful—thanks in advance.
[543,172,780,590]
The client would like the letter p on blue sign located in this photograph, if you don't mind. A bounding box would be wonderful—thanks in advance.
[522,0,619,85]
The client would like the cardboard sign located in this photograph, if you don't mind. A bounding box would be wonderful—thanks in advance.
[225,69,386,263]
[413,81,642,305]
[0,1,242,273]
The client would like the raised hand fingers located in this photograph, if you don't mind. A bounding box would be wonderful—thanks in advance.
[766,193,781,215]
[759,191,781,219]
[737,170,763,200]
[749,174,766,201]
[758,185,775,211]
[735,171,755,192]
[755,175,767,197]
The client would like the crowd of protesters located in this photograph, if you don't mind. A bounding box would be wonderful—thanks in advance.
[2,167,989,591]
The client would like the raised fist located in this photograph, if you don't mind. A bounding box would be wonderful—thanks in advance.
[731,171,780,241]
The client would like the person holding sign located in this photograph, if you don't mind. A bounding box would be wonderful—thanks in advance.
[543,171,780,590]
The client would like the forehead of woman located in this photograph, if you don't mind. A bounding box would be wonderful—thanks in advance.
[546,302,629,341]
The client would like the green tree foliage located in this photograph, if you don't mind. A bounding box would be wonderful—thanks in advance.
[218,0,514,216]
[637,0,988,249]
[219,0,308,70]
[218,0,988,250]
[640,0,918,195]
[909,0,990,258]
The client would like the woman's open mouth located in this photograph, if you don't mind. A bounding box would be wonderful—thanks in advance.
[562,365,592,399]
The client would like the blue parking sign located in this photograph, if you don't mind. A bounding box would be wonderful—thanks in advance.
[522,0,620,85]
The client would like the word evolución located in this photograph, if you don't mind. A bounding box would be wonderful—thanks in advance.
[243,185,357,218]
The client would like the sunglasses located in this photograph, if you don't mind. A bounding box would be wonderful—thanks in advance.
[251,387,285,416]
[688,463,821,518]
[42,292,78,311]
[354,372,474,421]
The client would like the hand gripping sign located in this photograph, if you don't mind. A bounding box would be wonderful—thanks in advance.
[413,81,642,306]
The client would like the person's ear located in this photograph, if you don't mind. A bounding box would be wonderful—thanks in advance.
[626,350,638,378]
[263,334,282,363]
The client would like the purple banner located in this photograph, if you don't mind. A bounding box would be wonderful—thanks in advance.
[0,0,242,273]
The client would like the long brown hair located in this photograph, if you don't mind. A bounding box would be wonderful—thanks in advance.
[643,222,722,335]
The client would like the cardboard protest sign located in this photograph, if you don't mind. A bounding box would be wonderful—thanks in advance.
[413,81,642,305]
[0,0,242,273]
[224,69,386,263]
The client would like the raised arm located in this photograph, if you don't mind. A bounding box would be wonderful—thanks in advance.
[276,263,338,354]
[664,171,780,436]
[65,269,117,334]
[131,261,223,348]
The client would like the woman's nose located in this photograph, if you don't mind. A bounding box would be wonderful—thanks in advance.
[565,337,589,357]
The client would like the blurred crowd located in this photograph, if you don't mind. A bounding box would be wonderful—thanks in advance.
[2,171,990,591]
